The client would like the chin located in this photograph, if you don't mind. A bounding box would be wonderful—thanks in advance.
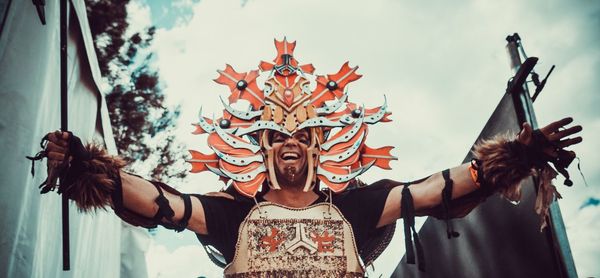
[275,165,308,188]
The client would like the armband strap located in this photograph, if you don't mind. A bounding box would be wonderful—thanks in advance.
[180,194,193,229]
[401,183,425,272]
[441,169,459,239]
[114,180,191,232]
[149,182,193,232]
[152,184,175,221]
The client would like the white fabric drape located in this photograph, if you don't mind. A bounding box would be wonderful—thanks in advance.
[0,0,149,277]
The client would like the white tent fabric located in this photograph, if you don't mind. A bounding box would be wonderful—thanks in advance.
[0,0,149,277]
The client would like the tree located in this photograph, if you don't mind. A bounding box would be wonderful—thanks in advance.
[85,0,187,182]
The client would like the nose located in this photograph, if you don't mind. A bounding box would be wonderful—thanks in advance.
[283,136,300,147]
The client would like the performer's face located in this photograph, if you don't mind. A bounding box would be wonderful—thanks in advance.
[270,129,310,188]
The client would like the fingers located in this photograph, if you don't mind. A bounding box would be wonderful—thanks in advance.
[548,125,582,141]
[46,141,67,153]
[45,131,70,166]
[557,136,583,148]
[54,130,69,140]
[541,117,573,135]
[47,151,66,161]
[47,131,70,146]
[518,122,533,145]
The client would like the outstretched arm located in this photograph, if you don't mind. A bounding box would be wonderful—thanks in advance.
[44,131,210,235]
[119,173,209,234]
[377,163,474,228]
[377,117,582,228]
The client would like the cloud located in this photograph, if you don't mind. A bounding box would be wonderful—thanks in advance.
[145,242,223,278]
[565,204,600,277]
[127,0,152,36]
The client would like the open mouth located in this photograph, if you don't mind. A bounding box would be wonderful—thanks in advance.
[281,152,300,161]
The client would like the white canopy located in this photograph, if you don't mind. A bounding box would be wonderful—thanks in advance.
[0,0,149,277]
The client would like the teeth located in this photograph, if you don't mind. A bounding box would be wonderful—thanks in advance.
[282,152,299,159]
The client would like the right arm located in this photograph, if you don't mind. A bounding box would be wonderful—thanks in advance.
[120,172,209,235]
[45,131,210,235]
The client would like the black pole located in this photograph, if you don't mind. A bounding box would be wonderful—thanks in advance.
[505,33,576,278]
[60,0,70,271]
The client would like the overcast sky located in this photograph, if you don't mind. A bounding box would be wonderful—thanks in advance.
[126,0,600,276]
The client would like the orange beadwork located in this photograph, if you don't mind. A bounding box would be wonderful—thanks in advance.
[310,230,336,253]
[259,227,286,252]
[187,38,398,197]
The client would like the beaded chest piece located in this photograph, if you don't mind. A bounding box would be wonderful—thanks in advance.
[224,202,364,277]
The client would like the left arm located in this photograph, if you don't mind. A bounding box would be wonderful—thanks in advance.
[377,163,476,228]
[377,117,582,228]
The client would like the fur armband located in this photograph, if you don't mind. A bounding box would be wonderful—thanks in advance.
[472,133,566,230]
[29,133,193,231]
[26,132,125,212]
[61,144,126,212]
[472,134,533,202]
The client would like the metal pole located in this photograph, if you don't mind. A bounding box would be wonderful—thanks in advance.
[60,0,70,271]
[505,33,576,278]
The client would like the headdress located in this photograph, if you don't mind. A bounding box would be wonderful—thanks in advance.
[188,38,397,197]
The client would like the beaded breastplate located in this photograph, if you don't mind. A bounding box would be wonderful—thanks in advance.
[224,202,364,277]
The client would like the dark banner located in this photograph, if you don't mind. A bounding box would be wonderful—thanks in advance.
[392,92,567,278]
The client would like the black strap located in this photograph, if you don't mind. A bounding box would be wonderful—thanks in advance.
[152,183,176,222]
[26,134,49,181]
[441,169,460,239]
[27,132,92,194]
[67,132,92,161]
[520,129,576,186]
[177,194,193,232]
[401,184,414,265]
[111,173,125,215]
[401,183,425,272]
[151,182,192,232]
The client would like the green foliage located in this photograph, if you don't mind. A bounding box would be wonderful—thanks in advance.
[85,0,187,182]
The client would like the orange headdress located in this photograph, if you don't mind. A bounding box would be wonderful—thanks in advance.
[188,38,396,197]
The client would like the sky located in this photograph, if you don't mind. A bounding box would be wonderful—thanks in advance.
[125,0,600,277]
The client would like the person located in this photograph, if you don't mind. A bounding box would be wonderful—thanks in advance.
[39,39,582,277]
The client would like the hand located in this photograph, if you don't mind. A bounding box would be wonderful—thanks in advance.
[518,117,583,186]
[44,130,71,191]
[46,130,70,162]
[517,117,583,158]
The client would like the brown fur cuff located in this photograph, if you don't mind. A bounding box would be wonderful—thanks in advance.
[473,133,563,230]
[472,133,533,202]
[61,144,125,212]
